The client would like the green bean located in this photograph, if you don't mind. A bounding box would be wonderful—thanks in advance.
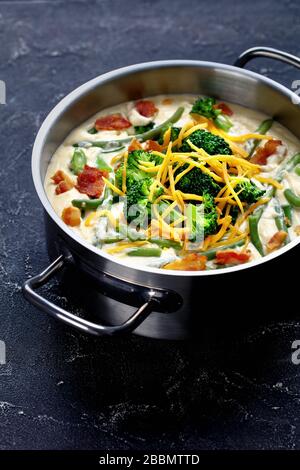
[274,199,289,243]
[200,240,245,261]
[75,107,184,151]
[248,152,300,252]
[248,119,274,157]
[295,165,300,176]
[127,247,162,257]
[96,156,112,171]
[72,198,103,210]
[101,236,125,244]
[70,148,87,174]
[283,205,293,227]
[284,189,300,207]
[248,214,264,255]
[149,238,182,250]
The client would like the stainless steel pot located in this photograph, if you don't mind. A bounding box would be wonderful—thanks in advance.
[23,47,300,339]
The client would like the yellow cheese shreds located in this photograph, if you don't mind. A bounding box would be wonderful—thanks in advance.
[111,153,125,165]
[254,175,283,190]
[176,121,194,148]
[222,162,244,213]
[122,151,128,194]
[182,122,208,139]
[168,165,177,200]
[179,192,203,202]
[207,232,248,250]
[161,200,178,219]
[174,163,194,185]
[102,177,125,197]
[183,156,223,183]
[218,131,273,143]
[170,215,187,227]
[161,142,173,185]
[162,127,172,147]
[138,160,155,167]
[138,164,160,173]
[175,190,185,210]
[208,215,232,247]
[107,241,148,254]
[85,210,116,228]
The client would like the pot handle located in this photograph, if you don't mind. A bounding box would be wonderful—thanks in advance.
[22,255,158,336]
[234,46,300,70]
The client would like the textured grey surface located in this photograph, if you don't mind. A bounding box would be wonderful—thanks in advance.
[1,0,300,450]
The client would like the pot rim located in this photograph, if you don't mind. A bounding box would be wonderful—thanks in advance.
[32,58,300,277]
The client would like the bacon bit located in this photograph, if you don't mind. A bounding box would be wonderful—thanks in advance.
[161,98,173,105]
[267,230,287,252]
[213,102,233,116]
[251,139,282,165]
[128,138,143,152]
[95,114,131,131]
[163,253,207,271]
[215,250,250,265]
[145,140,163,152]
[135,100,158,117]
[76,165,108,198]
[294,225,300,236]
[51,170,74,195]
[62,206,81,227]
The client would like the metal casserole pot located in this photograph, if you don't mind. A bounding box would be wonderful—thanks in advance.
[23,47,300,340]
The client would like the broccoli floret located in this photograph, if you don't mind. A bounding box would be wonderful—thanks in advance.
[134,122,154,134]
[124,178,163,225]
[180,129,232,155]
[115,150,159,189]
[191,97,233,131]
[158,126,181,145]
[187,193,218,241]
[175,165,221,197]
[236,180,265,204]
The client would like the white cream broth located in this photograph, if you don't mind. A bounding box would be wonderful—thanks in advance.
[45,94,300,270]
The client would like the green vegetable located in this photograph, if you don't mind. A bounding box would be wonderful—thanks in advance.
[75,107,184,152]
[180,129,232,155]
[158,126,181,145]
[72,198,103,210]
[96,155,112,171]
[134,122,154,134]
[70,148,87,175]
[191,97,233,131]
[248,214,264,255]
[248,152,300,252]
[200,240,245,260]
[248,119,273,157]
[283,205,292,227]
[127,247,162,257]
[175,165,221,197]
[186,193,218,241]
[295,165,300,176]
[88,127,98,134]
[284,189,300,207]
[235,179,265,204]
[101,236,125,244]
[149,238,182,250]
[274,199,289,243]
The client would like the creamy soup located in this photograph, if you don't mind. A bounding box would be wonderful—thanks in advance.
[45,94,300,271]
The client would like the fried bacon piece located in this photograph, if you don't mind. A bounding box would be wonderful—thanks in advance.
[51,170,74,195]
[251,139,282,165]
[164,253,207,271]
[62,206,81,227]
[135,100,158,117]
[266,230,287,252]
[95,114,131,131]
[161,98,173,105]
[144,140,163,152]
[76,165,108,198]
[215,250,250,265]
[213,102,233,116]
[128,138,143,152]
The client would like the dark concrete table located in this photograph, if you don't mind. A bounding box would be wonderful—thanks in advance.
[1,0,300,450]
